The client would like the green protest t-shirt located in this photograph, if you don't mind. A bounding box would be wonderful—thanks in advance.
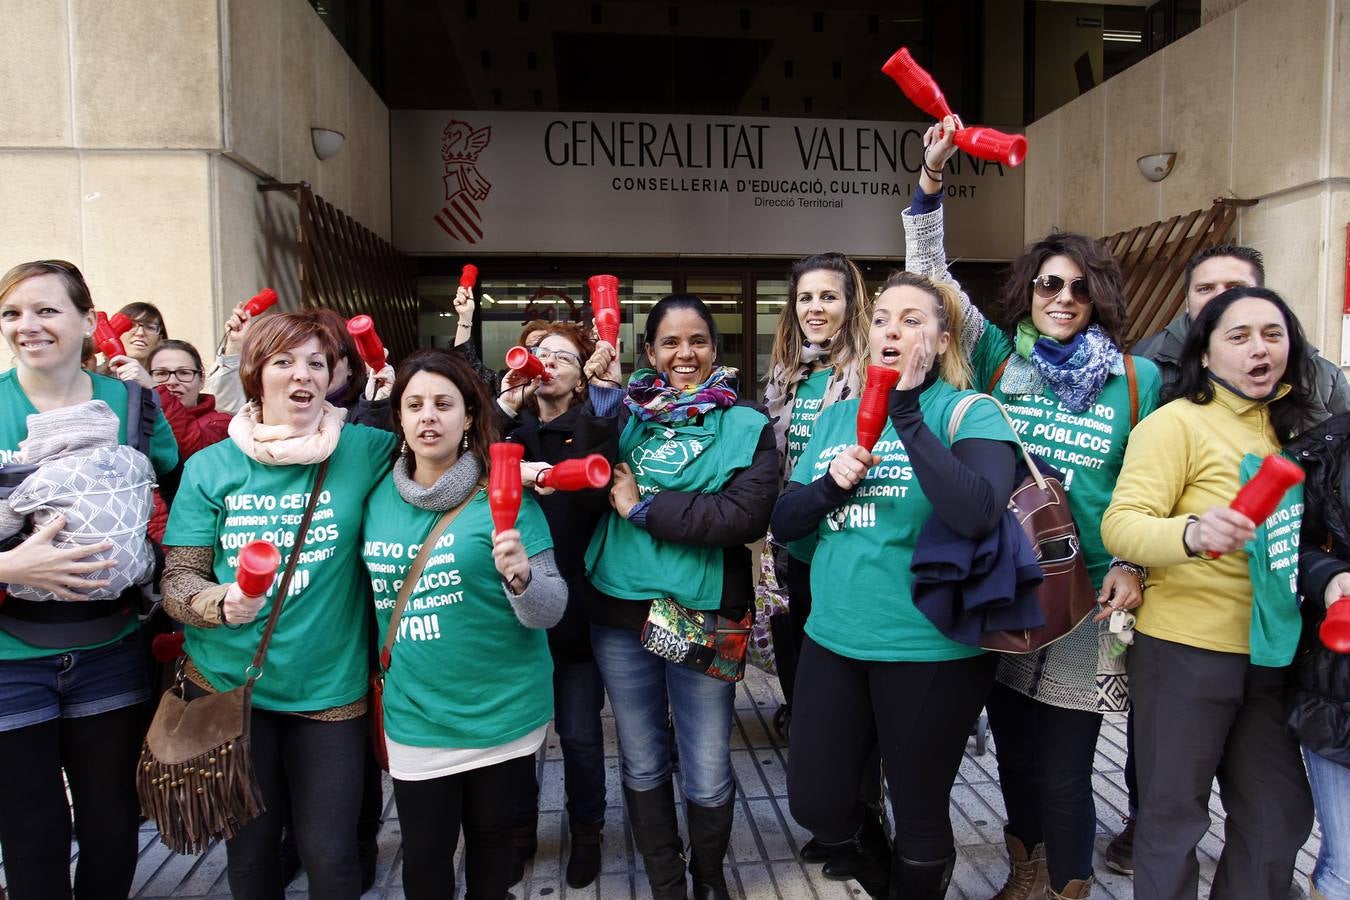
[586,404,768,610]
[993,357,1161,586]
[790,381,1016,661]
[165,424,395,711]
[0,370,179,661]
[363,480,554,748]
[1240,453,1305,667]
[787,367,833,467]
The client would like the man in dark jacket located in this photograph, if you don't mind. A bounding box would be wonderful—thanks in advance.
[1133,244,1350,432]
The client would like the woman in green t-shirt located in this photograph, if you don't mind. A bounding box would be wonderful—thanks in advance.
[363,348,566,900]
[0,260,178,899]
[584,295,778,900]
[772,271,1019,899]
[161,310,396,898]
[903,117,1159,900]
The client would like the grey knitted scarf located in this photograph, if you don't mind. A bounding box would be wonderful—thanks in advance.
[392,450,483,511]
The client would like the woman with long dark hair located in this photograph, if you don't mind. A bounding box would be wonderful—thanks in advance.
[903,117,1160,900]
[585,295,777,900]
[363,348,566,900]
[1103,287,1315,899]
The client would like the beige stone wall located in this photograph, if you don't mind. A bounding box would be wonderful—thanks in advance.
[0,0,390,370]
[1023,0,1349,359]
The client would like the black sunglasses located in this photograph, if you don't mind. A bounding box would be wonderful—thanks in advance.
[1030,274,1092,304]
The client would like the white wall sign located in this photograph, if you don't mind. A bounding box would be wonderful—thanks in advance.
[391,110,1025,260]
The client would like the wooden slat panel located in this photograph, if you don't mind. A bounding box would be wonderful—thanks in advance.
[1101,198,1256,351]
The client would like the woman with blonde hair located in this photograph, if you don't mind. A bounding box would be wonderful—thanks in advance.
[774,270,1018,899]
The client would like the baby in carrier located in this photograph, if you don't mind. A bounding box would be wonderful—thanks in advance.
[0,399,155,602]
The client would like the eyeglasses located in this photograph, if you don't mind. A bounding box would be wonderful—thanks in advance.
[1030,274,1091,304]
[150,367,201,383]
[130,320,163,335]
[530,347,582,368]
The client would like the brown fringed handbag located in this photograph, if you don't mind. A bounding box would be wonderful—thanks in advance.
[137,460,329,854]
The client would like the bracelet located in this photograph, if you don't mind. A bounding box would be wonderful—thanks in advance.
[457,320,473,329]
[922,161,944,180]
[1182,514,1202,558]
[1109,559,1147,591]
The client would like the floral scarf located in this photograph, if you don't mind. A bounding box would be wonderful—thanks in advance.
[623,366,739,423]
[1012,318,1122,413]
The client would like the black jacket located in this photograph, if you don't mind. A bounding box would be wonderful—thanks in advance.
[584,398,780,632]
[1287,414,1350,765]
[501,396,620,662]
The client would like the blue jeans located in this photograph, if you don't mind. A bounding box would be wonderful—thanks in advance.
[513,656,609,825]
[590,624,735,805]
[1306,746,1350,899]
[0,629,150,731]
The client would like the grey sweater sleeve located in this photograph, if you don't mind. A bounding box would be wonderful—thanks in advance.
[502,547,567,629]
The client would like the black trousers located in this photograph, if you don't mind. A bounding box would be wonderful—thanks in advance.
[219,705,368,900]
[1129,633,1312,900]
[985,681,1102,888]
[393,754,536,900]
[0,703,148,900]
[787,636,995,862]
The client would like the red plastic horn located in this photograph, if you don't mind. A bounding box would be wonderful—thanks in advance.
[1204,455,1305,559]
[856,366,901,451]
[953,127,1027,168]
[489,442,526,532]
[880,46,1028,168]
[236,540,282,599]
[109,312,135,336]
[588,274,622,347]
[1321,598,1350,653]
[881,47,953,121]
[537,454,612,491]
[347,315,387,371]
[505,345,552,382]
[459,264,479,290]
[242,288,278,318]
[93,312,126,359]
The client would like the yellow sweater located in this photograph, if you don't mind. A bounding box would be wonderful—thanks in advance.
[1101,385,1283,654]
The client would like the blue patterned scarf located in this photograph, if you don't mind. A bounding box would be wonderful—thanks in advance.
[624,366,739,423]
[1014,319,1122,413]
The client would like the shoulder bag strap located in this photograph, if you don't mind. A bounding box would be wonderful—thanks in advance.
[947,393,1047,491]
[986,355,1011,394]
[1124,354,1139,428]
[246,458,330,684]
[379,479,484,673]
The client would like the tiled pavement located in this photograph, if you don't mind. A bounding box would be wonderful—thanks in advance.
[3,666,1321,898]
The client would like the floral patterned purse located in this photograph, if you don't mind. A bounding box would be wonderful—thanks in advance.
[641,598,752,683]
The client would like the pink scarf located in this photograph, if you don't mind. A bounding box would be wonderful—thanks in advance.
[228,401,345,465]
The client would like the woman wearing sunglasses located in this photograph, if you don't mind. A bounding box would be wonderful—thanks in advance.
[496,323,622,890]
[902,117,1161,900]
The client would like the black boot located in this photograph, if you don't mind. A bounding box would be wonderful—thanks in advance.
[566,819,605,889]
[889,852,955,900]
[819,811,891,899]
[686,798,735,900]
[624,783,688,900]
[822,806,891,886]
[508,815,538,887]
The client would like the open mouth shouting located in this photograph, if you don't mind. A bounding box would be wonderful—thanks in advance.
[289,388,316,408]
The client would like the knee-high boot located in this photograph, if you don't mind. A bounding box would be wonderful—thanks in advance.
[624,783,688,900]
[686,798,735,900]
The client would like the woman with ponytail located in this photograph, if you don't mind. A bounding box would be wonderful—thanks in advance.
[902,117,1162,900]
[773,270,1018,899]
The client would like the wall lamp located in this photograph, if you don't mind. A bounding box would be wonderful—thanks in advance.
[312,128,346,161]
[1137,152,1177,182]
